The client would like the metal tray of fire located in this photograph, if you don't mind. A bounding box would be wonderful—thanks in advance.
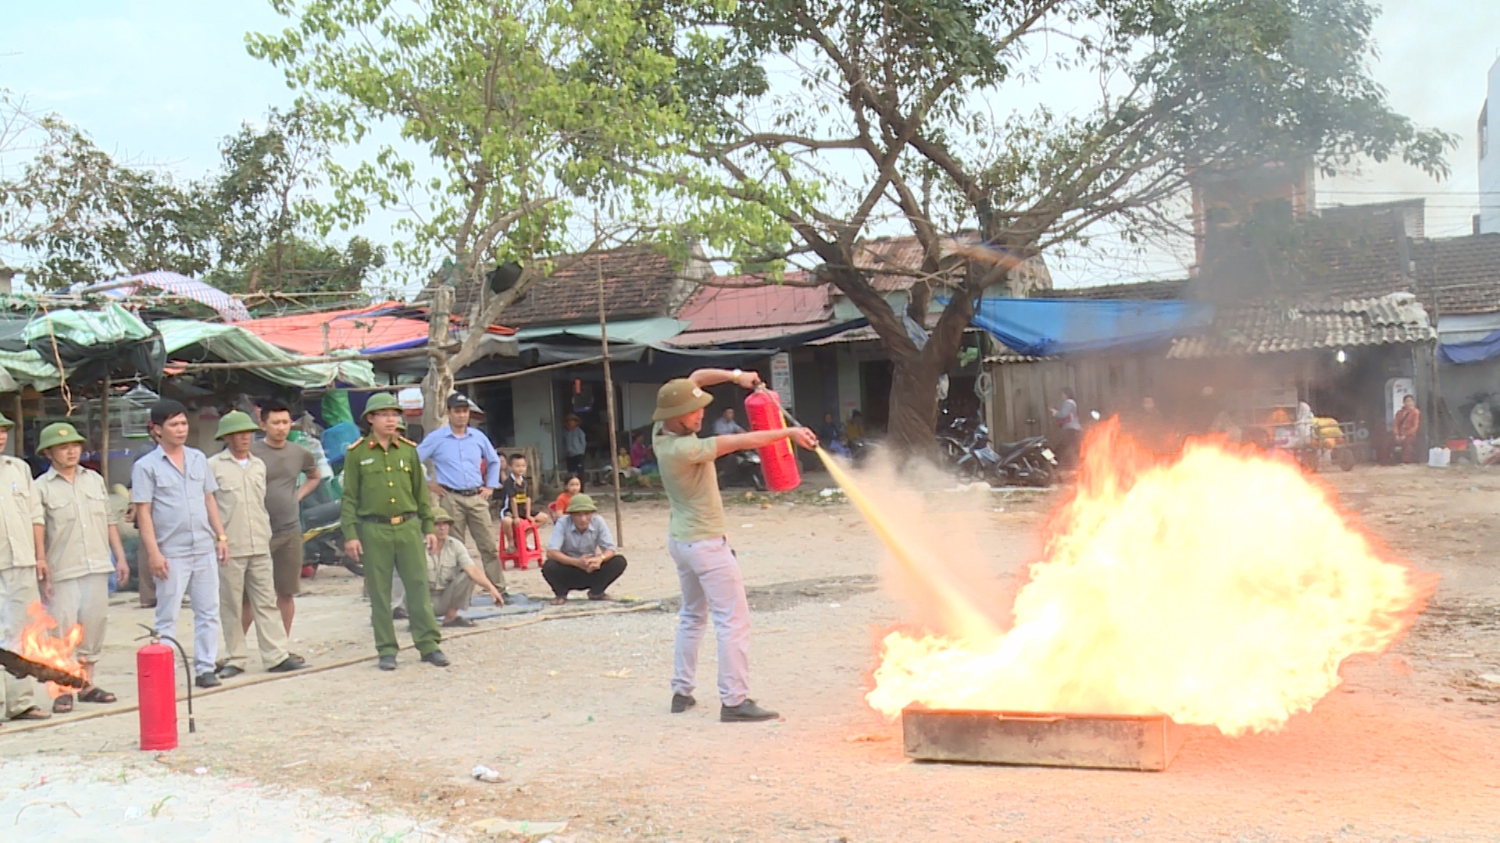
[902,707,1184,771]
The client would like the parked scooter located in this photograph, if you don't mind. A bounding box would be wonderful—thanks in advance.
[717,449,767,491]
[301,496,363,578]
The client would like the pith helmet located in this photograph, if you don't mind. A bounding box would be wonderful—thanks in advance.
[363,392,401,419]
[565,493,598,514]
[215,411,261,440]
[433,511,455,524]
[652,379,713,421]
[0,411,12,429]
[39,422,87,452]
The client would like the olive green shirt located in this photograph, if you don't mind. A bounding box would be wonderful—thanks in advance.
[208,450,273,557]
[37,466,118,581]
[0,454,43,571]
[652,422,727,543]
[339,435,434,540]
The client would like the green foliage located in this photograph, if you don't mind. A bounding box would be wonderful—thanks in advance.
[246,0,734,295]
[0,94,383,295]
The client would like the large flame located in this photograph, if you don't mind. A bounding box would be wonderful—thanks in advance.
[843,421,1432,736]
[16,601,85,698]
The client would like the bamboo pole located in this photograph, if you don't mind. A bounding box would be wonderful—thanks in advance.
[598,254,624,546]
[100,376,110,488]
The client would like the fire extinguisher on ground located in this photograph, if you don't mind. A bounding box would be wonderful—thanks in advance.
[743,386,803,493]
[137,625,197,751]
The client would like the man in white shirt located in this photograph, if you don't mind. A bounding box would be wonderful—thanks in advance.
[711,408,745,437]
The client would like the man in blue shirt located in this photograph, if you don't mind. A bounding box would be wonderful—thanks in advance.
[132,400,232,688]
[417,394,511,602]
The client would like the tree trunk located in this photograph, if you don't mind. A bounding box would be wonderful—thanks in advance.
[422,286,455,432]
[886,350,942,459]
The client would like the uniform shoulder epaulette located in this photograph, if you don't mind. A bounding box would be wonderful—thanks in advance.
[399,436,417,446]
[347,438,365,451]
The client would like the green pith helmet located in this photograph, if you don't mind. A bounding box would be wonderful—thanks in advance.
[215,410,261,440]
[434,511,455,524]
[0,411,12,429]
[652,379,714,421]
[38,422,87,452]
[565,493,598,513]
[362,392,401,419]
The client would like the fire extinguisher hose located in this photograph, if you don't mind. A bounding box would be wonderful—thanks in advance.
[138,624,197,734]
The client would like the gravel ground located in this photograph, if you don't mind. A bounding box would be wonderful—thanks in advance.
[0,755,459,841]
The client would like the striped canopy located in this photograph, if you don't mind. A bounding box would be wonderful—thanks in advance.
[91,271,252,323]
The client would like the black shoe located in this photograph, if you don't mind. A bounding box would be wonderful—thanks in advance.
[671,694,697,714]
[420,649,451,668]
[377,654,397,671]
[720,700,779,722]
[195,672,222,689]
[215,665,245,679]
[392,606,409,620]
[267,655,307,673]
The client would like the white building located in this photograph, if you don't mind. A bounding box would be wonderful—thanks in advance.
[1480,56,1500,234]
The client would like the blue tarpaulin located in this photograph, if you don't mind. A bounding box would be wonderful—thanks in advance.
[956,297,1216,358]
[1438,329,1500,364]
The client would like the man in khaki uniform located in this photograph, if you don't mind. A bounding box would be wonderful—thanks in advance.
[208,412,307,679]
[36,422,130,714]
[0,411,49,724]
[652,371,817,722]
[425,512,503,627]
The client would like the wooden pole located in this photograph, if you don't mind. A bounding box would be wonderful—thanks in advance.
[598,253,624,547]
[300,355,611,395]
[100,376,111,488]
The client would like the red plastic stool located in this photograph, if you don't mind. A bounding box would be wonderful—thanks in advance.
[500,518,544,570]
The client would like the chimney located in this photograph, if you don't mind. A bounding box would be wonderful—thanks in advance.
[0,265,15,295]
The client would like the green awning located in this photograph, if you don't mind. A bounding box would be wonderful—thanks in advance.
[158,320,377,388]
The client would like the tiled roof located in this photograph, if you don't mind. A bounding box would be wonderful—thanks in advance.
[1166,293,1435,359]
[844,233,1052,295]
[1412,234,1500,316]
[423,246,706,328]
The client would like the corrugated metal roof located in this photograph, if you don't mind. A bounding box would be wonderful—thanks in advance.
[1166,293,1434,359]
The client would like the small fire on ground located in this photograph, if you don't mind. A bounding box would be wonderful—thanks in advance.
[834,421,1434,737]
[5,602,86,697]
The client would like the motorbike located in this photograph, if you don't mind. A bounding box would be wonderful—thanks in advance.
[941,410,1056,487]
[300,496,364,578]
[717,449,766,491]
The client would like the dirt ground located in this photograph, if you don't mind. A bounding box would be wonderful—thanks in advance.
[3,465,1500,841]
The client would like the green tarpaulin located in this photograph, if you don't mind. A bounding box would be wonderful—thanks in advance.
[157,321,376,388]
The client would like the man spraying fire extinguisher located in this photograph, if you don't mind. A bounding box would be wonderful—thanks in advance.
[652,368,818,723]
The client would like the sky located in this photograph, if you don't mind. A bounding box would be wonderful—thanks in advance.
[3,0,1499,290]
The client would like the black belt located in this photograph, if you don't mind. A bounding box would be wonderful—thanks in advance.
[441,485,483,497]
[360,512,420,525]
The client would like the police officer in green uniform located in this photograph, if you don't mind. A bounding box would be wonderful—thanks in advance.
[340,393,449,671]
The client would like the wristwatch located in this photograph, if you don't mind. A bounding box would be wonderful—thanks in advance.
[732,368,743,381]
[217,534,228,542]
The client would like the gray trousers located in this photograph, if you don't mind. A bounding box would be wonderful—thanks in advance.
[219,553,290,670]
[0,567,41,717]
[669,537,752,707]
[47,572,111,665]
[154,551,221,676]
[392,574,475,617]
[439,493,505,591]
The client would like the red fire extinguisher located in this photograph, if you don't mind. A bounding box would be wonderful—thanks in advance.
[137,626,196,751]
[744,387,802,492]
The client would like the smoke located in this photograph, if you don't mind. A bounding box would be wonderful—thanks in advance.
[819,448,1027,639]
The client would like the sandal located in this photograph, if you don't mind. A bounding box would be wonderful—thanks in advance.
[441,616,475,628]
[549,597,567,606]
[78,686,118,704]
[52,694,74,715]
[588,593,616,602]
[11,705,50,721]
